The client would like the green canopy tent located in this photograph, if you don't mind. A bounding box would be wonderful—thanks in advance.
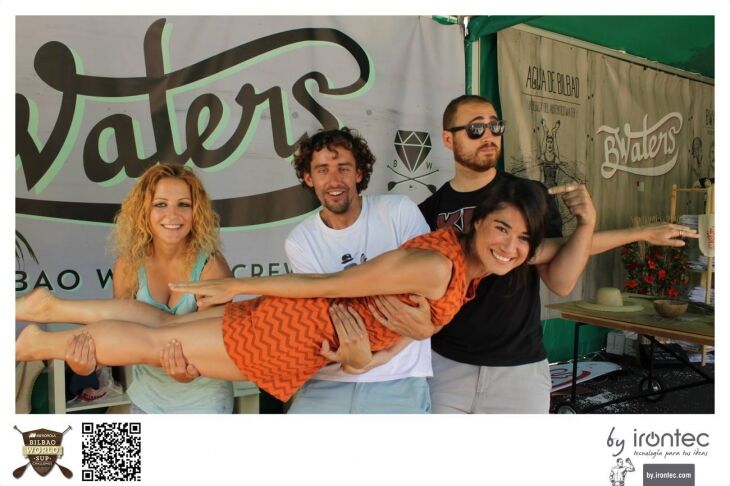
[462,15,714,361]
[467,15,713,106]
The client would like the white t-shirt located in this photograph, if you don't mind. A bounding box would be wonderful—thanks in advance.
[284,194,433,382]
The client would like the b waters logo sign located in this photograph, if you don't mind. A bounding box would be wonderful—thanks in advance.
[596,113,683,179]
[17,18,366,225]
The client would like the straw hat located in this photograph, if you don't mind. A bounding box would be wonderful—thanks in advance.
[576,287,644,312]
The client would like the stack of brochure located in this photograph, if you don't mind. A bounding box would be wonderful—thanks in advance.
[688,286,714,305]
[679,214,699,230]
[688,255,715,271]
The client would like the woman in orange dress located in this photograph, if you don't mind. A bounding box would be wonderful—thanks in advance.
[16,177,595,401]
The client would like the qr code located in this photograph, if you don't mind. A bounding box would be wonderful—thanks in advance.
[81,422,141,481]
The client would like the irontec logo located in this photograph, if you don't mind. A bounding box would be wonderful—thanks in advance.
[607,427,709,458]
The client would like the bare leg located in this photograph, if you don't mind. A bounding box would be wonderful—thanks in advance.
[165,305,225,324]
[16,287,225,327]
[16,318,247,382]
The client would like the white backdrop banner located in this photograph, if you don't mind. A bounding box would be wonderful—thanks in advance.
[15,16,464,301]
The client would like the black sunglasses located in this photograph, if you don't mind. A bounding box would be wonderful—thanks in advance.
[447,120,506,139]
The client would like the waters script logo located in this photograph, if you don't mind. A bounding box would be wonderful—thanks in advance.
[596,113,682,179]
[16,18,372,227]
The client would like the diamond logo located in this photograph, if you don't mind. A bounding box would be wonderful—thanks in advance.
[394,131,432,172]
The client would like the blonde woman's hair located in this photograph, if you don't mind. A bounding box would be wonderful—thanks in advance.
[112,163,220,298]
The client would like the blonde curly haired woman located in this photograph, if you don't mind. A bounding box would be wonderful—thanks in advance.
[20,162,235,413]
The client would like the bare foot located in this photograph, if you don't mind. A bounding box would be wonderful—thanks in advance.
[16,287,54,323]
[16,324,44,361]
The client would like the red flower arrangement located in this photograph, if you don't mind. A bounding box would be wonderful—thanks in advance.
[621,242,689,297]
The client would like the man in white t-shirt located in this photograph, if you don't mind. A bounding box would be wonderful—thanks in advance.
[285,127,433,413]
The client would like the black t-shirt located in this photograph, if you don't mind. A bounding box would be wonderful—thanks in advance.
[418,170,563,366]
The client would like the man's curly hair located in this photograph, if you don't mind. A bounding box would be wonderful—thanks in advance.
[292,127,375,193]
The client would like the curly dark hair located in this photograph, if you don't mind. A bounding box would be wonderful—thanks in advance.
[292,127,375,193]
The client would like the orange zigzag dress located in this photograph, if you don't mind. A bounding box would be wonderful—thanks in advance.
[221,227,483,401]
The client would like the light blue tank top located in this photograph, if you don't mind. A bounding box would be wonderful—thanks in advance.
[126,251,233,413]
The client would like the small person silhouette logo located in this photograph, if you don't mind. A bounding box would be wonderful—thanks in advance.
[609,457,634,486]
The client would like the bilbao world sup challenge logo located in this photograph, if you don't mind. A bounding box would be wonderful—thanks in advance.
[12,425,73,478]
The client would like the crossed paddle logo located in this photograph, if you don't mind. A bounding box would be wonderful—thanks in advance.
[387,130,439,193]
[13,425,73,478]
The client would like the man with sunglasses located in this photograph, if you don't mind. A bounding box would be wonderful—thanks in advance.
[376,94,698,413]
[416,94,563,413]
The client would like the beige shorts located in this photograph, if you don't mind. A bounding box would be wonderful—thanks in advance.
[428,351,551,414]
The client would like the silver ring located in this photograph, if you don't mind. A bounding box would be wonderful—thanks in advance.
[678,230,683,237]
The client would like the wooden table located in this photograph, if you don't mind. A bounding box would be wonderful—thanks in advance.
[547,296,714,413]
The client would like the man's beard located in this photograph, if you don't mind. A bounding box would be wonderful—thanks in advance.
[454,140,501,172]
[323,196,352,215]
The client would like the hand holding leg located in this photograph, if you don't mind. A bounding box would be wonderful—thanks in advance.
[64,332,97,376]
[160,340,201,383]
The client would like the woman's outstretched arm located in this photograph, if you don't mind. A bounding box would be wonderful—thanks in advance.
[530,225,698,265]
[529,185,697,296]
[17,254,231,327]
[16,284,227,327]
[170,248,453,309]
